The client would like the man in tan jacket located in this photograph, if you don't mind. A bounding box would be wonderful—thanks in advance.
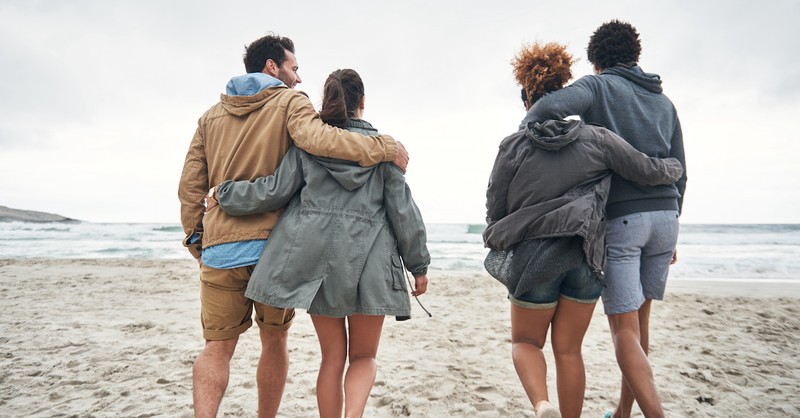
[178,34,408,418]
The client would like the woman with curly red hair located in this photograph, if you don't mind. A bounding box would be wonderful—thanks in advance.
[484,41,683,418]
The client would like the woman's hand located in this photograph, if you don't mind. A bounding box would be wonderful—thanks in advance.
[412,274,428,296]
[203,186,218,213]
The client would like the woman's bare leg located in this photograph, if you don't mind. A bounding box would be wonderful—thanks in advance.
[510,303,557,412]
[343,314,384,418]
[311,315,347,418]
[550,297,597,418]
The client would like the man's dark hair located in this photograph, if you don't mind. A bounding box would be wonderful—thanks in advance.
[243,34,295,73]
[587,20,641,70]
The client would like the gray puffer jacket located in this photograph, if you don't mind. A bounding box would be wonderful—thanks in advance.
[216,119,429,318]
[484,119,683,276]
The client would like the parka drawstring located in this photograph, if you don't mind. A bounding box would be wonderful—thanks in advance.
[401,258,432,318]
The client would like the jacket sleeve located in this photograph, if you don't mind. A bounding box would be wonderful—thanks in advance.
[177,123,208,259]
[670,117,687,214]
[286,93,398,167]
[520,76,595,129]
[215,146,306,216]
[485,139,523,225]
[600,129,684,186]
[383,165,430,276]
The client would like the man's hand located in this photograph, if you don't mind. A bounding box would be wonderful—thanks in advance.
[670,249,678,265]
[393,141,409,173]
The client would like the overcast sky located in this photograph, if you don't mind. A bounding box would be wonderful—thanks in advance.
[1,0,798,224]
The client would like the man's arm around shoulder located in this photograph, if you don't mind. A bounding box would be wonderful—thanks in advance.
[284,91,408,171]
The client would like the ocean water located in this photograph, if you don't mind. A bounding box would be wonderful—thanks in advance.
[0,222,798,282]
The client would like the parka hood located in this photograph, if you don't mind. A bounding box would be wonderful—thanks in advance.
[314,158,373,191]
[527,119,584,151]
[314,119,380,191]
[602,64,663,94]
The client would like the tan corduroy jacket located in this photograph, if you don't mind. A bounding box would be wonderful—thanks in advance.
[178,85,397,259]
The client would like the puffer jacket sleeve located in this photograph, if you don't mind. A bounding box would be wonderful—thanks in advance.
[600,128,684,186]
[215,146,306,216]
[177,123,208,259]
[485,136,525,225]
[670,117,687,214]
[382,165,430,276]
[285,92,398,167]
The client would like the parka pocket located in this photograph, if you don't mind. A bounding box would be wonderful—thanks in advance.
[390,255,405,291]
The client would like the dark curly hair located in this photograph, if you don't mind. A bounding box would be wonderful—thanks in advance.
[243,34,295,73]
[586,20,641,70]
[512,42,573,107]
[319,69,365,128]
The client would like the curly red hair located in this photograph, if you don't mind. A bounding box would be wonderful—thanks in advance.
[512,42,573,107]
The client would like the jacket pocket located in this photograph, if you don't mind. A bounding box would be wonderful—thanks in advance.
[390,255,405,291]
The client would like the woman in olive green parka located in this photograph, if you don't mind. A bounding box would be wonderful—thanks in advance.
[212,69,429,418]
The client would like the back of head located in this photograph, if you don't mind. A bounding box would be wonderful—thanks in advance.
[319,69,364,128]
[512,42,573,108]
[243,34,295,73]
[587,20,641,70]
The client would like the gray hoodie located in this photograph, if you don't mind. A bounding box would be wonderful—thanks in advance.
[521,65,686,219]
[216,119,429,318]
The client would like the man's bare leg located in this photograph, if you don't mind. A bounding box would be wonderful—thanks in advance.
[193,338,239,418]
[257,328,289,418]
[607,300,663,418]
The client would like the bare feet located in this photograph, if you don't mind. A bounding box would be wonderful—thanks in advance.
[534,400,562,418]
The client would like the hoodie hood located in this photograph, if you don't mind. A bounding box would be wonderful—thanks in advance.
[527,119,584,151]
[226,73,285,96]
[220,73,286,117]
[602,65,663,94]
[313,119,380,191]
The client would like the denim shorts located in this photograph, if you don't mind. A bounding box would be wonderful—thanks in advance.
[509,263,603,309]
[601,210,680,315]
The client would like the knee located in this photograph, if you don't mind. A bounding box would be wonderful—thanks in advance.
[511,336,545,350]
[260,330,288,354]
[261,329,288,344]
[610,326,640,348]
[551,339,582,358]
[348,351,377,363]
[320,351,347,373]
[203,338,238,358]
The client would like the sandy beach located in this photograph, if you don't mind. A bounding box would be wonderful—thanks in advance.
[1,258,798,417]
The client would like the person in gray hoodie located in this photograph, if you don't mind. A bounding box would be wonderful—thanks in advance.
[521,21,686,418]
[485,42,683,418]
[206,69,429,418]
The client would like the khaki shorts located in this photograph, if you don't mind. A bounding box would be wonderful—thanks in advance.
[199,264,294,341]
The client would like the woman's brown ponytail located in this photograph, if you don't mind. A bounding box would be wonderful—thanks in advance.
[319,69,364,127]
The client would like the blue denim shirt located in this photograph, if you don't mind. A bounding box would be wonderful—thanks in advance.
[201,73,285,269]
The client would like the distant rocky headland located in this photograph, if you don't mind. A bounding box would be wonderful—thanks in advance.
[0,205,78,223]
